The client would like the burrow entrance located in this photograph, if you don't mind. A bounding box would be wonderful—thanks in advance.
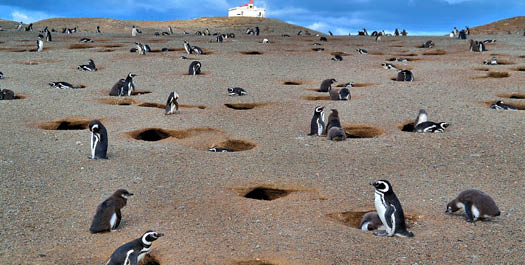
[398,121,415,132]
[38,118,93,130]
[282,81,304,85]
[422,49,447,56]
[224,103,267,110]
[141,254,161,265]
[130,90,152,96]
[128,128,220,142]
[98,98,206,109]
[497,93,525,99]
[300,95,331,101]
[235,260,276,265]
[240,51,263,55]
[474,72,510,79]
[513,66,525,71]
[242,187,296,201]
[342,124,384,138]
[326,210,422,229]
[128,128,232,150]
[483,100,525,110]
[212,139,256,152]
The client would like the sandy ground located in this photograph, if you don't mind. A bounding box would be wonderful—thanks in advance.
[0,19,524,265]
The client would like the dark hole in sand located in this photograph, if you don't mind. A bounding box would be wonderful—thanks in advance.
[474,67,489,71]
[38,118,92,130]
[212,139,256,152]
[482,72,510,78]
[497,93,525,99]
[399,121,415,132]
[240,51,263,55]
[138,102,165,109]
[224,103,266,110]
[514,66,525,71]
[235,261,276,265]
[97,49,115,52]
[326,210,421,229]
[282,81,303,85]
[330,52,351,56]
[483,101,525,110]
[130,90,152,96]
[132,128,171,141]
[244,187,293,201]
[422,49,447,56]
[142,254,161,265]
[301,95,331,101]
[342,124,384,138]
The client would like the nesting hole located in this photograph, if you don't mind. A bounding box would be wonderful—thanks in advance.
[235,260,276,265]
[301,95,331,101]
[422,49,447,55]
[129,128,223,143]
[497,93,525,99]
[38,118,92,130]
[243,187,294,201]
[342,124,384,138]
[330,52,352,56]
[240,51,263,55]
[129,128,173,141]
[282,81,304,85]
[179,104,207,109]
[98,98,138,105]
[495,60,515,65]
[14,94,27,99]
[224,103,267,110]
[474,67,489,71]
[97,48,115,52]
[140,254,160,265]
[387,57,419,61]
[475,72,510,79]
[138,102,165,109]
[326,210,422,229]
[483,101,525,110]
[212,139,256,152]
[69,43,95,49]
[368,51,384,55]
[398,121,415,132]
[394,53,418,57]
[513,66,525,71]
[130,90,152,96]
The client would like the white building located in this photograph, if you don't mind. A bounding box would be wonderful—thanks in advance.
[228,0,265,18]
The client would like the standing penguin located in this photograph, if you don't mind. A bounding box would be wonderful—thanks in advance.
[183,40,192,54]
[326,109,342,132]
[89,120,108,159]
[370,180,414,237]
[45,29,52,42]
[165,91,179,115]
[89,189,133,233]
[105,231,164,265]
[396,70,414,81]
[319,78,337,92]
[329,87,339,100]
[122,73,137,96]
[188,61,201,75]
[339,84,351,100]
[308,106,325,136]
[446,189,501,222]
[37,36,43,52]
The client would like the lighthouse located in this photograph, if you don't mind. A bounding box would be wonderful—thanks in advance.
[228,0,266,18]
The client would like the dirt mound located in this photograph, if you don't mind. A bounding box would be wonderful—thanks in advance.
[471,16,525,34]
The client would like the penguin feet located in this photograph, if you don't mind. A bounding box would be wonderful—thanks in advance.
[373,231,389,236]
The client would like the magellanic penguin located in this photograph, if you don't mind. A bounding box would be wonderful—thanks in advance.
[326,109,342,132]
[105,230,164,265]
[188,61,201,75]
[331,54,343,61]
[165,91,179,115]
[490,101,517,111]
[45,29,52,42]
[79,38,93,43]
[48,82,82,89]
[0,71,5,79]
[308,106,325,136]
[469,39,485,52]
[192,46,204,55]
[360,212,385,231]
[327,126,346,141]
[228,87,247,96]
[370,180,414,237]
[356,48,368,55]
[339,84,351,100]
[414,109,428,127]
[0,89,15,100]
[382,63,397,70]
[122,73,137,96]
[183,40,192,54]
[135,42,146,55]
[208,147,233,152]
[396,70,414,81]
[319,78,337,92]
[109,79,126,96]
[77,59,97,71]
[422,40,434,48]
[89,120,108,159]
[37,37,43,52]
[89,189,133,233]
[412,109,449,133]
[483,57,498,65]
[446,189,501,222]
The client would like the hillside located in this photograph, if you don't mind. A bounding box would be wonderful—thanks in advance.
[471,16,525,34]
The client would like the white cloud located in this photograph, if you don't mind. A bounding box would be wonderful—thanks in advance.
[10,10,53,23]
[440,0,472,4]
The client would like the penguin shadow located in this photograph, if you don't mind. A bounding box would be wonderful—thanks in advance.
[342,124,384,138]
[482,100,525,110]
[224,103,268,110]
[141,253,161,265]
[38,117,95,130]
[211,139,257,152]
[473,67,490,72]
[130,90,153,96]
[326,209,423,229]
[240,51,264,55]
[496,93,525,99]
[473,72,510,79]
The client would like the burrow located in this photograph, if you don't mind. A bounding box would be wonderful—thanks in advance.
[235,186,297,201]
[398,121,415,132]
[17,59,63,65]
[474,72,510,79]
[387,57,419,62]
[212,139,257,152]
[497,93,525,99]
[130,90,153,96]
[141,253,161,265]
[513,66,525,71]
[127,128,217,142]
[335,83,374,88]
[330,51,352,57]
[422,49,447,56]
[326,210,422,229]
[300,95,331,101]
[235,260,277,265]
[342,124,384,138]
[38,118,95,130]
[282,81,305,85]
[473,67,489,71]
[482,100,525,110]
[224,103,268,110]
[240,51,263,55]
[68,43,123,49]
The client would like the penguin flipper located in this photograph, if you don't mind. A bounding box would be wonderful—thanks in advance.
[384,205,394,230]
[114,209,122,230]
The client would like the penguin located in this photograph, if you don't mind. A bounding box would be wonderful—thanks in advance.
[0,89,15,100]
[165,92,179,115]
[483,57,498,65]
[328,31,333,36]
[329,87,339,100]
[143,44,151,53]
[77,59,97,71]
[414,109,428,127]
[401,29,407,36]
[312,43,322,46]
[482,39,496,44]
[319,78,337,92]
[228,87,247,96]
[216,35,223,43]
[135,42,146,55]
[396,70,414,81]
[390,58,408,62]
[338,85,351,100]
[308,106,325,136]
[16,22,23,31]
[320,36,327,42]
[446,189,501,222]
[360,212,385,231]
[168,26,173,35]
[490,101,518,111]
[356,48,368,55]
[382,63,397,70]
[327,126,346,141]
[370,180,414,237]
[105,231,164,265]
[89,120,108,159]
[204,28,210,36]
[422,40,434,48]
[96,26,101,33]
[131,26,139,37]
[0,72,4,79]
[208,147,233,152]
[458,30,467,39]
[48,82,82,89]
[37,37,43,52]
[192,46,204,55]
[45,29,52,42]
[331,54,343,61]
[25,23,33,31]
[255,26,260,36]
[188,61,201,75]
[79,38,93,43]
[326,109,342,132]
[394,28,399,36]
[260,38,270,43]
[89,189,133,233]
[122,73,137,96]
[469,40,485,52]
[183,41,192,54]
[414,121,449,133]
[109,79,126,96]
[179,56,187,60]
[312,47,324,52]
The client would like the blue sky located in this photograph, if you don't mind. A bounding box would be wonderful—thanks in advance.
[0,0,523,35]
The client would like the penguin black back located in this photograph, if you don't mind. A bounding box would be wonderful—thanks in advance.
[89,120,108,159]
[89,189,133,233]
[327,127,346,141]
[109,79,126,96]
[188,61,201,75]
[308,106,325,136]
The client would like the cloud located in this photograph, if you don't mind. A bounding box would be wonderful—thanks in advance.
[440,0,472,4]
[10,10,53,23]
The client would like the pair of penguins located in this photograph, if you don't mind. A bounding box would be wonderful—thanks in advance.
[319,79,351,101]
[309,107,346,141]
[183,40,204,55]
[49,60,96,89]
[382,62,414,81]
[87,92,180,159]
[362,180,500,237]
[89,189,163,265]
[109,73,137,96]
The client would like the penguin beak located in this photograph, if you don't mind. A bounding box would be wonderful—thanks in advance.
[128,193,134,196]
[156,232,164,237]
[369,181,376,186]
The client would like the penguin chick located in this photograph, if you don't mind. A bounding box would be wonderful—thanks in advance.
[326,109,342,132]
[109,79,126,96]
[327,127,346,141]
[446,189,501,222]
[360,212,385,231]
[319,78,337,92]
[106,230,164,265]
[329,87,340,100]
[89,189,133,233]
[165,91,179,115]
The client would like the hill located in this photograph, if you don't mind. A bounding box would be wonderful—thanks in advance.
[471,16,525,35]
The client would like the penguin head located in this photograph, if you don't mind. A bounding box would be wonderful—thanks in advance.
[314,106,325,114]
[439,122,450,129]
[330,109,339,116]
[445,201,460,213]
[128,73,136,79]
[113,189,133,200]
[330,78,337,84]
[89,120,103,133]
[141,230,164,245]
[344,82,355,88]
[370,180,393,194]
[496,100,504,105]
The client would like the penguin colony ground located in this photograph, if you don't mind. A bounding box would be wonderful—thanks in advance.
[0,17,523,264]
